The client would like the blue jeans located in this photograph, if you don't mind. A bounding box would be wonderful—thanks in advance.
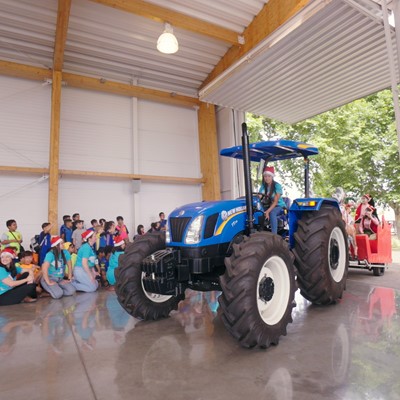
[72,267,98,293]
[40,277,76,299]
[269,206,283,234]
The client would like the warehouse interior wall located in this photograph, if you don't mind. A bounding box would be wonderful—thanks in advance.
[0,75,202,245]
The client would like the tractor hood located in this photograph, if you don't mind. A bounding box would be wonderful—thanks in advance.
[168,198,255,247]
[169,199,247,219]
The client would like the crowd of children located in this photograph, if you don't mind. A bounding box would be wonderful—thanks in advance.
[0,212,167,306]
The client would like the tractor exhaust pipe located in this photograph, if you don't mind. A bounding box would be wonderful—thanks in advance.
[241,123,254,233]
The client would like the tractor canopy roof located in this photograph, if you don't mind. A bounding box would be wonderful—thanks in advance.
[220,140,318,162]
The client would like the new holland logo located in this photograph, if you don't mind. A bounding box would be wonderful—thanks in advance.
[221,206,246,221]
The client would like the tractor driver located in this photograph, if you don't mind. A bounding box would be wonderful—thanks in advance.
[259,166,286,234]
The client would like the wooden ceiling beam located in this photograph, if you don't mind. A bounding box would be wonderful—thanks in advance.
[53,0,72,71]
[62,72,200,108]
[89,0,241,45]
[0,60,199,107]
[201,0,311,88]
[0,60,51,81]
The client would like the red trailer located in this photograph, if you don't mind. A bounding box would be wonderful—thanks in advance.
[350,217,392,276]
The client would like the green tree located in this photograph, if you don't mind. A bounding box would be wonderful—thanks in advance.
[247,89,400,237]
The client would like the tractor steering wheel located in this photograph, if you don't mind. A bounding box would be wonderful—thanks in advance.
[252,192,265,201]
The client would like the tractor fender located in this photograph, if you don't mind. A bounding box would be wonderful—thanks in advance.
[288,198,340,249]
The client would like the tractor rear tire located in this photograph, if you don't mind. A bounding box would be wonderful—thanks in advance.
[293,207,348,305]
[115,232,183,320]
[219,232,296,348]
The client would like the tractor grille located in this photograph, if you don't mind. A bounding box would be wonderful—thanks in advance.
[204,213,219,239]
[169,217,191,242]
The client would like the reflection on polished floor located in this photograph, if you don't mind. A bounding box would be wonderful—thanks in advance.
[1,265,400,400]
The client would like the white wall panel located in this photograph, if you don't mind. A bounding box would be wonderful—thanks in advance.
[138,100,200,178]
[136,182,202,231]
[60,87,132,172]
[0,75,51,249]
[0,75,51,168]
[59,176,135,236]
[0,174,49,250]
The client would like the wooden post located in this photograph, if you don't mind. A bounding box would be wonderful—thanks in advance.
[48,71,62,233]
[198,102,221,201]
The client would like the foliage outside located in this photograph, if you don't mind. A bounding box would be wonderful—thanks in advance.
[246,89,400,238]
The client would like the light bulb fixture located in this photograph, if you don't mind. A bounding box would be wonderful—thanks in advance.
[157,23,179,54]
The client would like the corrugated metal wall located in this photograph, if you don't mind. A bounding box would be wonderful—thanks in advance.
[0,76,51,167]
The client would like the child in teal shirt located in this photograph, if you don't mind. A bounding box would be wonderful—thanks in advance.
[106,236,125,286]
[40,236,75,299]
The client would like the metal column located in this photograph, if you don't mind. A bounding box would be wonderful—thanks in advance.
[382,0,400,157]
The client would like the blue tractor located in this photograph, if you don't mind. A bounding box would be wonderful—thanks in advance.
[116,123,348,348]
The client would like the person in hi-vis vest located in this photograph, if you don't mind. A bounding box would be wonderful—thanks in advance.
[1,220,23,254]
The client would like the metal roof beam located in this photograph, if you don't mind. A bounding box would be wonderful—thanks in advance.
[53,0,71,71]
[88,0,242,45]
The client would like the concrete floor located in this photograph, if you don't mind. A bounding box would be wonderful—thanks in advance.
[1,262,400,400]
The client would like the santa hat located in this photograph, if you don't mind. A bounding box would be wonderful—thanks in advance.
[81,230,94,241]
[263,166,275,177]
[114,236,125,247]
[51,236,63,247]
[1,247,16,259]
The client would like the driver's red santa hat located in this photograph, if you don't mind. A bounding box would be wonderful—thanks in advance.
[263,166,275,177]
[51,236,63,247]
[1,247,16,259]
[81,230,94,241]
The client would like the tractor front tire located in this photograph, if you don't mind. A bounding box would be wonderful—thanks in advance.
[115,232,183,320]
[293,207,348,305]
[219,232,296,348]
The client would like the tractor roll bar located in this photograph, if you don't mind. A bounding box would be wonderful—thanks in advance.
[241,123,254,233]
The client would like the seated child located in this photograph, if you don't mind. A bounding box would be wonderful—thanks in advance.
[106,237,126,288]
[359,206,379,239]
[41,236,75,299]
[97,247,109,287]
[107,236,126,286]
[18,251,42,283]
[344,204,358,257]
[63,242,77,278]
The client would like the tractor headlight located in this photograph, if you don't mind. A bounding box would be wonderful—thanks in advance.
[184,215,204,244]
[165,227,171,243]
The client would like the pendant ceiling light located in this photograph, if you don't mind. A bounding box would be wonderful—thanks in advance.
[157,23,179,54]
